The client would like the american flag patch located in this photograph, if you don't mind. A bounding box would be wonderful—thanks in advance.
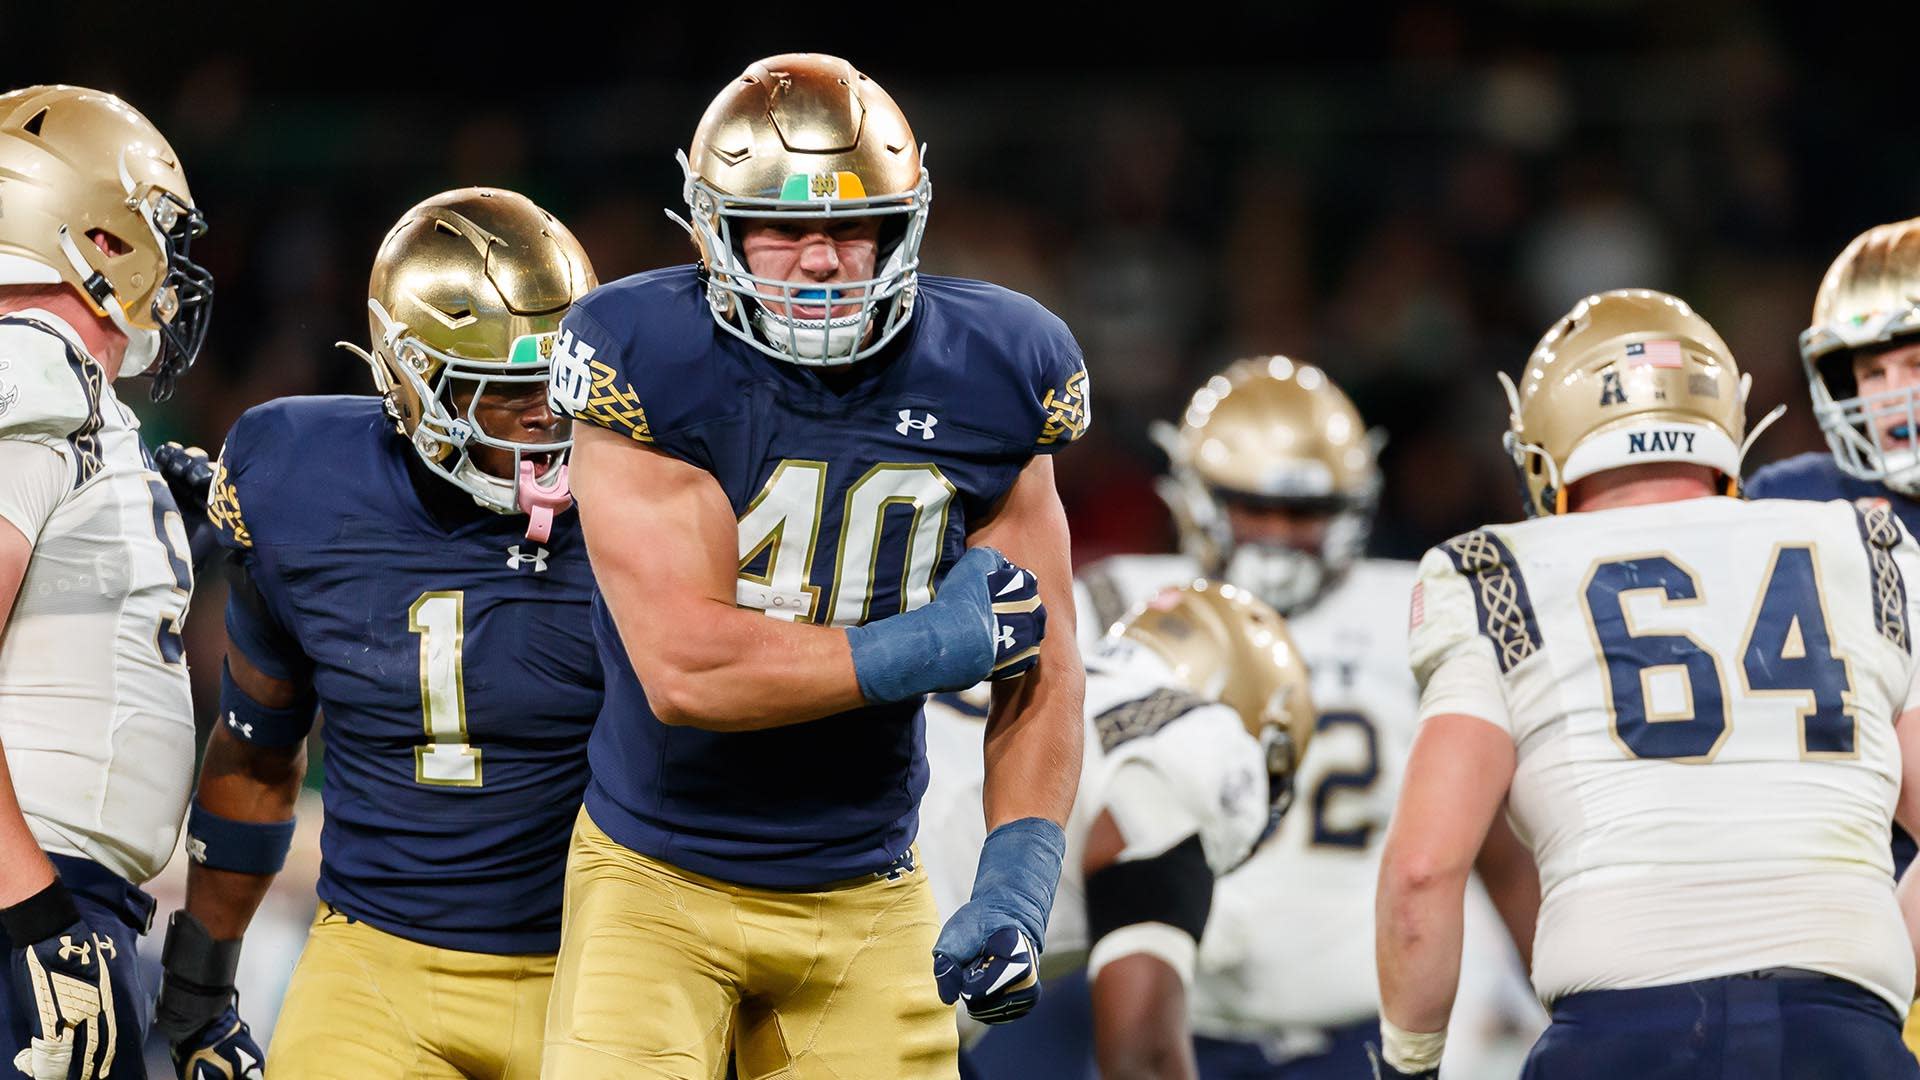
[1409,581,1425,630]
[1625,340,1684,369]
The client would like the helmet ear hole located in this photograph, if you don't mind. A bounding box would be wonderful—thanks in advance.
[1817,349,1860,400]
[85,228,130,257]
[1529,453,1544,477]
[876,215,909,259]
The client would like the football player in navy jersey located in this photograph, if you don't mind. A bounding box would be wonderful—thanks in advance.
[152,189,602,1080]
[540,54,1088,1079]
[1745,216,1920,1055]
[1748,216,1920,543]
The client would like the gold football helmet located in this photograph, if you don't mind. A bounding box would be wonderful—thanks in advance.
[340,189,595,531]
[1501,289,1778,517]
[1798,218,1920,494]
[676,53,929,367]
[1153,357,1381,614]
[1117,581,1316,828]
[0,85,212,400]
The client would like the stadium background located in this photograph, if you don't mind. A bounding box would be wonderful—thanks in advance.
[5,3,1919,1074]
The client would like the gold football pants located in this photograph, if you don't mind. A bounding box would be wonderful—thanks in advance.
[1903,997,1920,1061]
[541,808,959,1079]
[268,904,553,1079]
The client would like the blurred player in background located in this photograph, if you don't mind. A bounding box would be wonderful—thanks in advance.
[1742,218,1920,1056]
[1748,217,1920,857]
[1379,289,1919,1079]
[0,85,213,1080]
[540,53,1083,1079]
[1071,358,1536,1078]
[153,189,601,1080]
[923,582,1315,1080]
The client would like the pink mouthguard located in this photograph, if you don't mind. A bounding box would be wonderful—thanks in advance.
[517,460,573,542]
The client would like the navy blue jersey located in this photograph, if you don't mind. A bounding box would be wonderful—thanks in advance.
[553,265,1089,888]
[1747,450,1920,877]
[210,397,602,953]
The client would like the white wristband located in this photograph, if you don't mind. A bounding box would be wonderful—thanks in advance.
[1380,1016,1445,1073]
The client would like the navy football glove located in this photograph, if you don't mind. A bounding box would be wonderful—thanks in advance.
[153,441,214,519]
[933,818,1065,1025]
[153,440,221,577]
[168,1007,264,1080]
[846,547,1047,704]
[157,912,264,1080]
[3,882,134,1080]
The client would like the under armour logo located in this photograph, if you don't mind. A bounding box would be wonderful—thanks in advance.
[56,938,90,965]
[506,545,549,572]
[225,711,254,739]
[996,624,1017,651]
[896,410,938,440]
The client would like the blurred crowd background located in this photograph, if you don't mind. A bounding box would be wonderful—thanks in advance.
[9,2,1920,1070]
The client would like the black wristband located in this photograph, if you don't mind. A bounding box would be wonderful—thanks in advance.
[160,911,242,989]
[155,912,243,1044]
[0,878,81,945]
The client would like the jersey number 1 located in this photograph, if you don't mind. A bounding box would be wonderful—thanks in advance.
[409,591,482,787]
[1582,546,1856,762]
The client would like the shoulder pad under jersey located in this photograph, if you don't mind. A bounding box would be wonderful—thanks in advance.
[211,396,391,551]
[0,315,106,443]
[547,267,723,455]
[918,276,1091,455]
[1099,698,1269,874]
[1409,528,1537,688]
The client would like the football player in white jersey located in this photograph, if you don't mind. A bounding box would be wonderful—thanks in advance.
[0,86,213,1079]
[1378,288,1920,1079]
[923,582,1315,1078]
[1074,358,1538,1078]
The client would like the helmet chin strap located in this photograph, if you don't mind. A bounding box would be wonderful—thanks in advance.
[56,226,158,376]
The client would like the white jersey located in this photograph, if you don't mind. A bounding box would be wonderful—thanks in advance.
[1074,554,1534,1057]
[921,646,1270,978]
[0,311,194,884]
[1411,495,1920,1013]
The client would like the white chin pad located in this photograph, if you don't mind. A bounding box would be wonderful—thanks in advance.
[1223,544,1327,615]
[118,325,161,378]
[752,305,866,363]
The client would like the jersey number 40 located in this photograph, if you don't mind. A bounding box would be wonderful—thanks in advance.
[734,461,955,626]
[1582,546,1856,762]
